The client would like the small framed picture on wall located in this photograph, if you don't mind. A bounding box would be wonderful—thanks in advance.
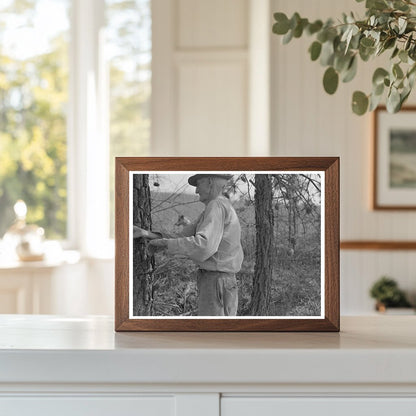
[374,106,416,210]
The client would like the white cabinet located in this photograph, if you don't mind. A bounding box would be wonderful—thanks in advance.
[222,398,416,416]
[1,316,416,415]
[0,260,84,314]
[1,397,175,416]
[0,254,114,315]
[0,266,57,314]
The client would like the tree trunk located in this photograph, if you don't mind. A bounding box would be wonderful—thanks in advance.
[250,174,274,315]
[133,174,154,316]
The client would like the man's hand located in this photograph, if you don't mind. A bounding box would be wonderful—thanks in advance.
[133,226,163,240]
[133,225,149,239]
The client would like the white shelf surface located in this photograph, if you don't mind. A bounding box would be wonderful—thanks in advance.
[0,315,415,387]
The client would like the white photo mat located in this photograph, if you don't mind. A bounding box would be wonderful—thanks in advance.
[128,170,325,320]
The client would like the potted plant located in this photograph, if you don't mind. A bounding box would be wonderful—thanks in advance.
[369,276,413,313]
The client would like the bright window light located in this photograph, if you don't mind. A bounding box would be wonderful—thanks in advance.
[106,0,152,238]
[0,0,70,239]
[0,0,152,254]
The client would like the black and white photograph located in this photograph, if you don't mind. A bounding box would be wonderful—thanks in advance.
[129,171,324,318]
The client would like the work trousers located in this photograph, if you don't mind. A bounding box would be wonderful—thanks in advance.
[196,269,238,316]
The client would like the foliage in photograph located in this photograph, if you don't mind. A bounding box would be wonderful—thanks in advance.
[273,0,416,115]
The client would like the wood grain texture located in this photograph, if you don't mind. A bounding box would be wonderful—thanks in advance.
[114,157,340,332]
[115,159,130,330]
[341,241,416,250]
[325,158,340,331]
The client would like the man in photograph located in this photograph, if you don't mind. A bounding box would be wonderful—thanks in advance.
[133,174,244,316]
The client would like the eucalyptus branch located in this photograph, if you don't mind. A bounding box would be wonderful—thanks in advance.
[272,0,416,114]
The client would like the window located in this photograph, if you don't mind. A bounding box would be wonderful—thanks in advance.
[0,0,151,254]
[0,0,70,239]
[106,0,151,237]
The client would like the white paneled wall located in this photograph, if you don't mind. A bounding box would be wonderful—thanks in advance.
[150,0,416,314]
[152,0,250,156]
[342,251,416,313]
[271,0,416,313]
[177,57,247,155]
[177,0,248,49]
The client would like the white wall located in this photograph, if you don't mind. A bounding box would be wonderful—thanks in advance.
[77,0,416,316]
[271,0,416,313]
[152,0,261,156]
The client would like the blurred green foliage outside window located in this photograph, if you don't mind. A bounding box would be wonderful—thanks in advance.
[0,0,69,239]
[0,0,151,241]
[107,0,151,237]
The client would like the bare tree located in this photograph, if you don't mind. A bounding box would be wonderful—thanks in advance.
[133,174,154,315]
[272,174,321,252]
[250,174,274,315]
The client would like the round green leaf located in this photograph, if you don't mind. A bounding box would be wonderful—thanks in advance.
[408,70,416,88]
[409,45,416,61]
[334,52,352,73]
[342,56,357,83]
[282,29,293,44]
[393,0,409,11]
[323,67,339,95]
[405,34,413,51]
[352,91,369,115]
[367,0,388,10]
[400,88,411,107]
[373,82,384,96]
[391,47,399,59]
[307,20,323,35]
[369,92,383,112]
[359,44,375,62]
[317,30,328,43]
[320,41,335,66]
[290,12,301,30]
[372,68,389,86]
[293,18,308,38]
[393,63,404,79]
[399,50,408,63]
[360,37,375,48]
[383,37,396,50]
[309,41,322,61]
[387,87,401,113]
[273,13,290,35]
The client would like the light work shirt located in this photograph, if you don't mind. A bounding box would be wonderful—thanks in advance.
[164,196,244,273]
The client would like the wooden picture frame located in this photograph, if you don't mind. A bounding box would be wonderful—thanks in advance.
[373,106,416,210]
[115,157,339,331]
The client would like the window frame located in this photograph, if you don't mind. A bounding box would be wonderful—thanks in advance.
[67,0,112,257]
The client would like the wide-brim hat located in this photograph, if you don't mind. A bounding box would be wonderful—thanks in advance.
[188,174,233,187]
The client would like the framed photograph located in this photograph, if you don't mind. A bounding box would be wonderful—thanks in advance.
[115,157,339,331]
[373,106,416,210]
